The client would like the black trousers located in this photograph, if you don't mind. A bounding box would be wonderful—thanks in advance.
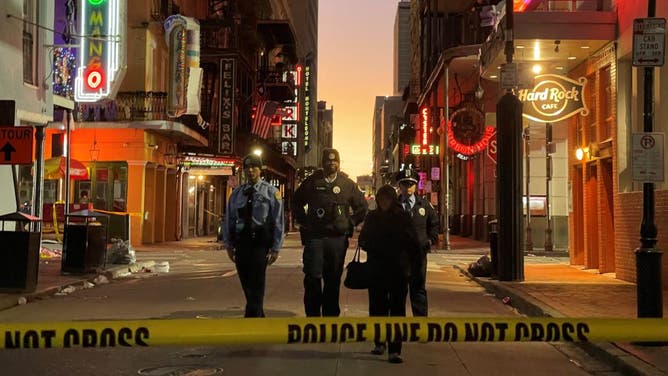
[409,254,428,316]
[302,236,348,317]
[235,242,269,317]
[369,283,408,355]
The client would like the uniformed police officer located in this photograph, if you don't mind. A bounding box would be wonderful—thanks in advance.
[293,148,368,317]
[395,167,439,316]
[222,153,284,317]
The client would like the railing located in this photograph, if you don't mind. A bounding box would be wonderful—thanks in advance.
[74,92,168,122]
[151,0,179,22]
[200,19,236,50]
[259,68,297,102]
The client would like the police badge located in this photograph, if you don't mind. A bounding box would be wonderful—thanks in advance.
[333,186,341,194]
[419,208,426,216]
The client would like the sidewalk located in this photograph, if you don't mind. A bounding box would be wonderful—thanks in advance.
[1,234,667,375]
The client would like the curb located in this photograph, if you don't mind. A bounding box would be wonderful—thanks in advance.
[453,264,665,376]
[0,260,156,312]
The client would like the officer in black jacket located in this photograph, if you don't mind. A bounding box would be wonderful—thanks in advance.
[395,167,439,316]
[293,148,368,317]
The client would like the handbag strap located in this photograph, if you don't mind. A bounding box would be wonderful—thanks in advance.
[353,245,362,262]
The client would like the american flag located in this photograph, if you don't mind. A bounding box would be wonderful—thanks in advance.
[251,100,279,139]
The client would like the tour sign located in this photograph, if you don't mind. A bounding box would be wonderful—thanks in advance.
[633,18,666,67]
[0,126,33,165]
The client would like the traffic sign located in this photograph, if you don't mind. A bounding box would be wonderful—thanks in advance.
[0,126,33,165]
[632,132,664,182]
[633,18,666,67]
[487,132,497,164]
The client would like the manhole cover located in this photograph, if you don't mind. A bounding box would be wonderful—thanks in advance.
[137,366,223,375]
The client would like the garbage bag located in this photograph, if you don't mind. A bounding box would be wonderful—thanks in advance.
[106,238,136,265]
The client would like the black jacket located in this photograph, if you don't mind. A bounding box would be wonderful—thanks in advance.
[401,194,439,252]
[358,205,421,287]
[294,170,368,239]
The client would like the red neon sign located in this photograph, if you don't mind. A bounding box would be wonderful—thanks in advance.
[448,121,496,156]
[84,68,105,90]
[513,0,532,12]
[420,107,430,146]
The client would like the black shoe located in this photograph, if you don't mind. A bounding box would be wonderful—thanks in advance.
[388,353,403,364]
[371,344,386,355]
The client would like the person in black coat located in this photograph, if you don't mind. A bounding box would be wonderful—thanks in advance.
[358,184,421,364]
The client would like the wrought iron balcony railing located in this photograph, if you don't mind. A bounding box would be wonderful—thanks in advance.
[74,92,168,122]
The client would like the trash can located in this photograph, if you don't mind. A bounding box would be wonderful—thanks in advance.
[62,209,109,274]
[0,211,41,293]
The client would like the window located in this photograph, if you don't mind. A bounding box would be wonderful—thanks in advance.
[600,65,613,141]
[23,0,38,85]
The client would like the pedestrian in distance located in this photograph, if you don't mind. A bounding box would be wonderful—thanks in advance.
[395,166,439,317]
[222,153,284,317]
[293,148,368,317]
[359,184,421,364]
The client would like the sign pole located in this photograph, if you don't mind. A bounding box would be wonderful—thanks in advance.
[496,0,524,281]
[635,0,662,319]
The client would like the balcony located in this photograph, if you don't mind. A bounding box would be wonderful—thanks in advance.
[200,19,237,50]
[150,0,179,22]
[74,92,167,122]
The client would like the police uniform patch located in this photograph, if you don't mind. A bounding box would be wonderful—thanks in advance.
[419,208,426,216]
[333,186,341,194]
[316,208,325,218]
[329,153,336,160]
[275,191,282,200]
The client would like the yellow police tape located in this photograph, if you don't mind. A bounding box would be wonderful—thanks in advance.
[91,208,143,218]
[2,317,668,349]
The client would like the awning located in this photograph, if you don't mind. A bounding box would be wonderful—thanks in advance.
[44,156,89,180]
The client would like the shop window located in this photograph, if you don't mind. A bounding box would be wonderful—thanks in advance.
[113,166,127,211]
[22,0,38,85]
[44,180,57,203]
[75,181,91,204]
[584,73,597,144]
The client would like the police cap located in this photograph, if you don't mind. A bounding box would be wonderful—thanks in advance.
[396,168,419,184]
[321,148,340,166]
[243,154,263,169]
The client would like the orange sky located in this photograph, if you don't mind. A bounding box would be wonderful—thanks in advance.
[318,1,398,179]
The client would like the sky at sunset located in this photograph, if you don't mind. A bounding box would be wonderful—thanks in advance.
[318,1,398,179]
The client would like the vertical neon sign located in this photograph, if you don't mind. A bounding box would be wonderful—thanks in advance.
[75,0,126,102]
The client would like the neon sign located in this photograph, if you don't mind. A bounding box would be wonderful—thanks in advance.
[303,63,312,152]
[518,74,588,123]
[75,0,127,102]
[448,104,496,157]
[413,106,438,155]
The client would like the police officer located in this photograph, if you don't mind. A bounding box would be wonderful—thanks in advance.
[395,166,439,316]
[293,148,368,317]
[222,153,284,317]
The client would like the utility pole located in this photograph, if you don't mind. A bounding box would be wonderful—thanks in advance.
[635,0,662,318]
[496,0,524,281]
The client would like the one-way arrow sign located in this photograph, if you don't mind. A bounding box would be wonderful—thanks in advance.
[0,126,33,165]
[0,142,16,161]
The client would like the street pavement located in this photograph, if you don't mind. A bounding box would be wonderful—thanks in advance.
[0,233,666,375]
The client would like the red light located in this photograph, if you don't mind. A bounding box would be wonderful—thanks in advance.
[513,0,532,12]
[84,68,105,90]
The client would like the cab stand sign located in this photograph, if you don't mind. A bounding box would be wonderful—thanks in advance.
[633,133,664,183]
[633,18,666,67]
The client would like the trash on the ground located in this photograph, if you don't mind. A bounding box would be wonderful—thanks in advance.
[82,281,95,289]
[55,285,77,296]
[154,261,170,273]
[93,275,109,285]
[17,297,27,305]
[502,296,511,304]
[106,238,136,265]
[141,267,153,273]
[39,247,62,259]
[467,255,493,277]
[116,271,132,278]
[186,296,196,301]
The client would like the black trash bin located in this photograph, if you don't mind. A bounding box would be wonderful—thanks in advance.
[62,209,109,274]
[488,219,499,277]
[0,211,41,293]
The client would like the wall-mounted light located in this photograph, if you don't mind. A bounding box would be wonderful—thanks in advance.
[252,148,263,157]
[89,135,100,161]
[532,64,543,74]
[575,147,584,161]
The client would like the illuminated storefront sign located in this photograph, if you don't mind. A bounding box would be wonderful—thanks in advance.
[180,156,236,168]
[164,15,201,117]
[218,58,235,155]
[518,74,588,123]
[448,104,496,157]
[75,0,127,102]
[303,62,312,152]
[412,106,439,155]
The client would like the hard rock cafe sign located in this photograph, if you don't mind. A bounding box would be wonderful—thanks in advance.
[518,74,589,123]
